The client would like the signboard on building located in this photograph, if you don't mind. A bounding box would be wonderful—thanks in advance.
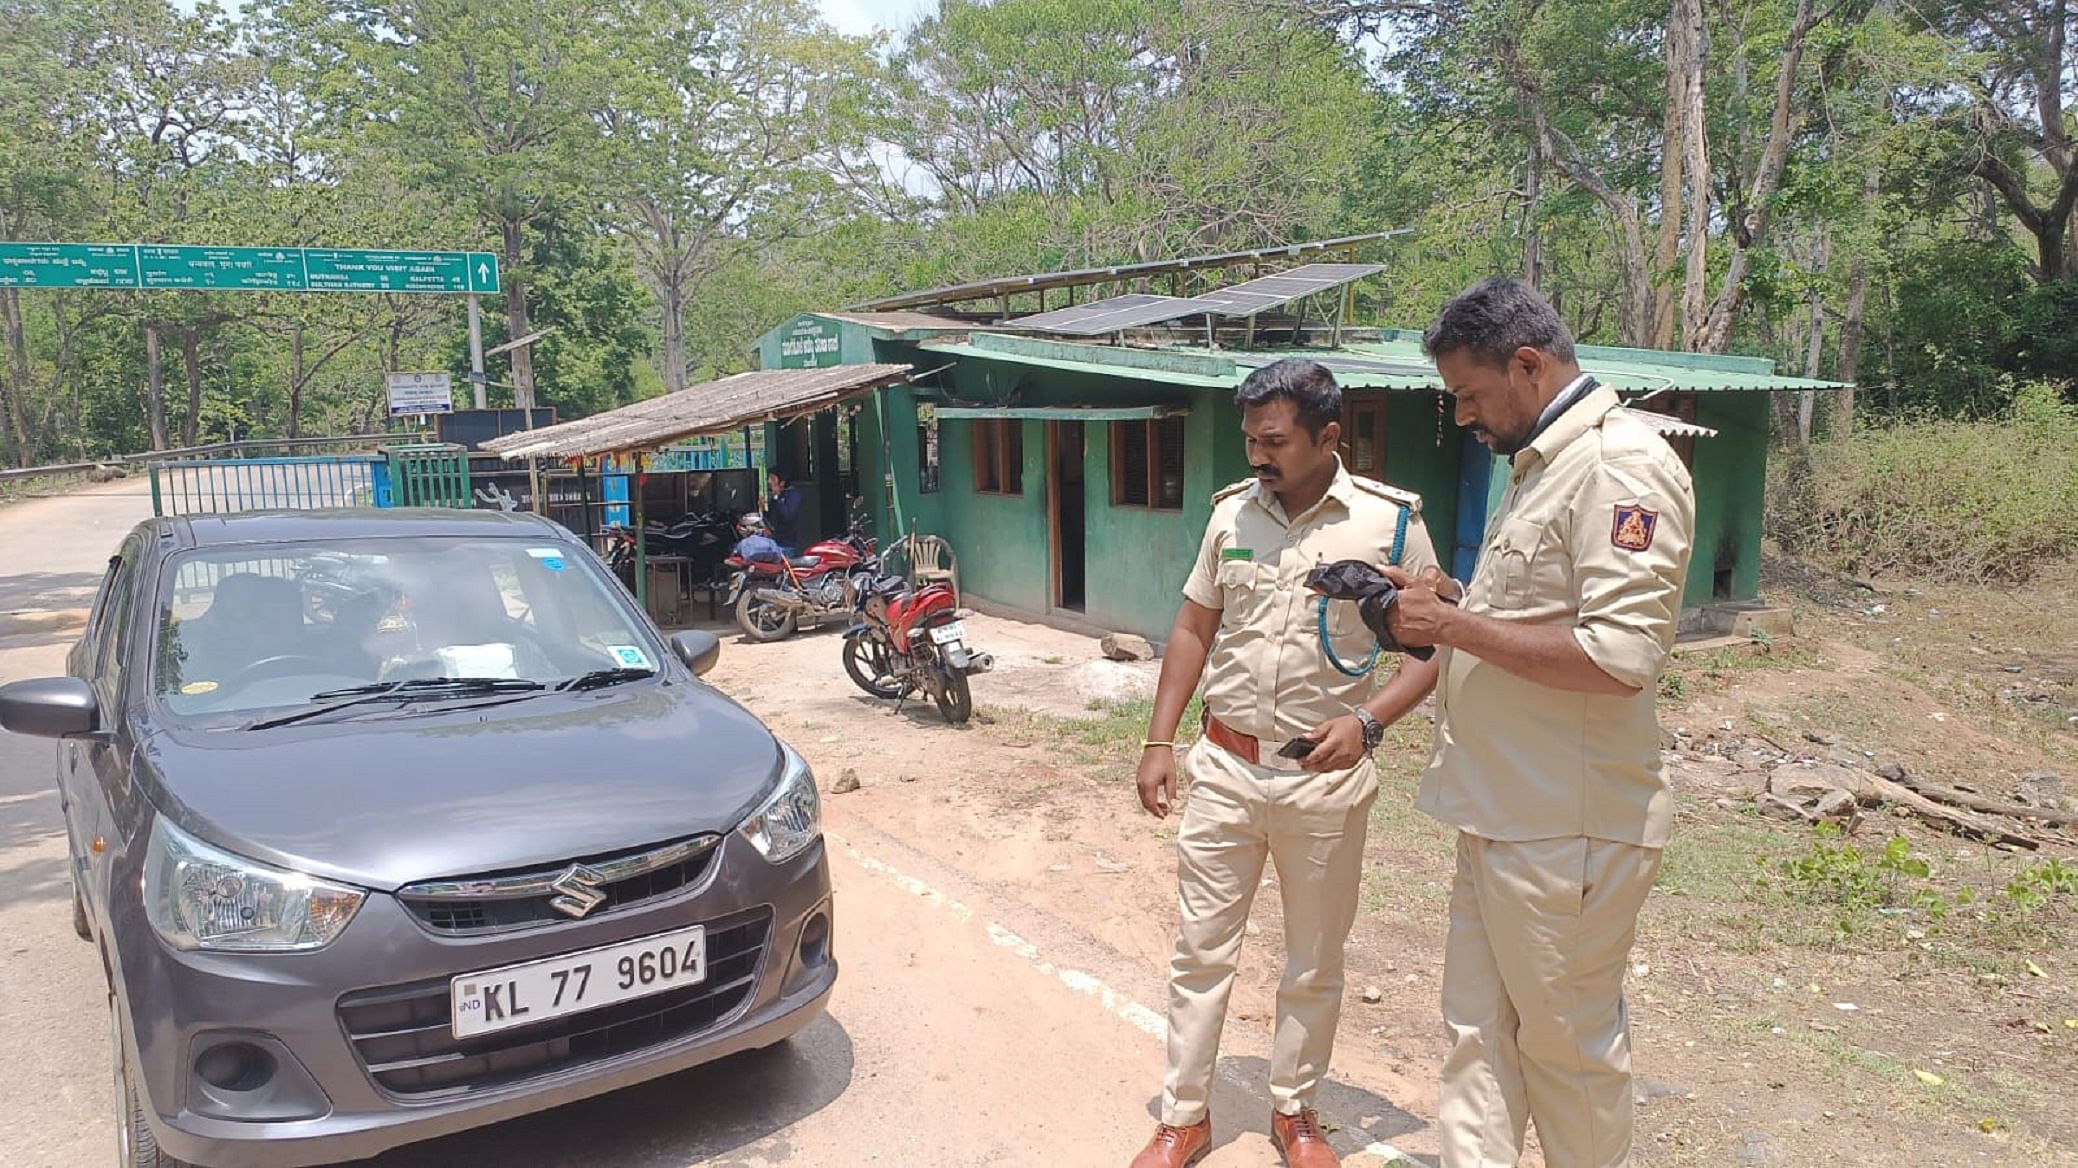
[386,372,455,417]
[0,242,500,294]
[776,315,841,369]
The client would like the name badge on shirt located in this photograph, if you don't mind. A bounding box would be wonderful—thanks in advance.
[1220,547,1254,561]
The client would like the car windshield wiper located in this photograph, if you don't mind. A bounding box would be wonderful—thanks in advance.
[557,667,658,692]
[244,677,547,730]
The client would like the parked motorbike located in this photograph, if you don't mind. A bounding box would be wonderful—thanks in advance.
[841,572,993,724]
[723,520,878,642]
[604,511,741,588]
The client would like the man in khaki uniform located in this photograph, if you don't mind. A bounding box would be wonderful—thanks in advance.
[1382,278,1696,1167]
[1130,358,1441,1168]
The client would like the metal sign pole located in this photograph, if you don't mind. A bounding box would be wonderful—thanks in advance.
[466,294,487,410]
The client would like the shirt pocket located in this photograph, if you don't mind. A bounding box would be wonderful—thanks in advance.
[1216,558,1278,625]
[1484,517,1548,610]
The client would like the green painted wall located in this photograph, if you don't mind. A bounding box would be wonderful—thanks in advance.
[1382,392,1462,569]
[1689,391,1768,603]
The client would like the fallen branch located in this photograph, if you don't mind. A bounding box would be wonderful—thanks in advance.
[1861,775,2043,851]
[1887,773,2078,830]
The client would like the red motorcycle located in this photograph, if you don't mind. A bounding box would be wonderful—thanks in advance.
[725,522,876,642]
[842,572,993,724]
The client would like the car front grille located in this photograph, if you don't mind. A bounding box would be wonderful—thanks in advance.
[336,908,771,1099]
[396,834,722,935]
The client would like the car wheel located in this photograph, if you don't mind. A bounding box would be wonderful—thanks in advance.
[71,875,91,942]
[112,996,190,1168]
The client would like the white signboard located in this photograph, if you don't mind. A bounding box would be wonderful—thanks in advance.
[386,371,454,417]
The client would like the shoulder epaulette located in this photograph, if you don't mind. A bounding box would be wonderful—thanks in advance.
[1349,477,1422,513]
[1211,478,1255,504]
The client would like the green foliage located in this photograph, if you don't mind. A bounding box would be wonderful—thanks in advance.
[1767,382,2078,581]
[1776,827,1930,916]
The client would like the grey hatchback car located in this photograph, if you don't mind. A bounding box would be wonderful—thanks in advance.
[0,509,835,1167]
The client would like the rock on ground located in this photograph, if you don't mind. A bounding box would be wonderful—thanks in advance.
[1100,633,1154,662]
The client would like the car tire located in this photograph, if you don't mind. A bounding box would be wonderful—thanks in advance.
[112,995,190,1168]
[71,875,91,942]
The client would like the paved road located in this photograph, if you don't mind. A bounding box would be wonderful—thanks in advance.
[0,480,1423,1168]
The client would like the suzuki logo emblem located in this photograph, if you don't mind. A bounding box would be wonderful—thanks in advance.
[548,864,608,919]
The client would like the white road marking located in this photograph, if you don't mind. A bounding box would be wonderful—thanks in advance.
[829,831,1411,1162]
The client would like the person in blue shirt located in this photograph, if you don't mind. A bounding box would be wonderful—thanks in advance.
[765,470,803,555]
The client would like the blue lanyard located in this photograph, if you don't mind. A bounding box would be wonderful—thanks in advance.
[1316,504,1410,677]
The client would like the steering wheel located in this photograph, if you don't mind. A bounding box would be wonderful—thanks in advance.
[222,654,336,694]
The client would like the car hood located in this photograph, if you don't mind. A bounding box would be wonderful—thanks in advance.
[134,682,784,891]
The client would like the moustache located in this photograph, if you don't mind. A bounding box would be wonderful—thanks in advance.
[1252,465,1281,480]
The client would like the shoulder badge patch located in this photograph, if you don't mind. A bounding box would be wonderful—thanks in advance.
[1211,477,1255,504]
[1611,504,1659,551]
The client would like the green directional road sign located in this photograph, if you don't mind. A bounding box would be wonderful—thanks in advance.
[0,243,142,289]
[0,242,500,294]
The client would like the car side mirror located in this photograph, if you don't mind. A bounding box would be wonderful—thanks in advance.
[669,630,721,677]
[0,678,102,739]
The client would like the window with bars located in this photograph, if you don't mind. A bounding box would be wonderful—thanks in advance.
[972,419,1023,495]
[918,409,941,494]
[1110,416,1185,510]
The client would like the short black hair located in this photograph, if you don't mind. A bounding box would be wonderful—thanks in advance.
[1234,358,1341,436]
[1422,276,1577,366]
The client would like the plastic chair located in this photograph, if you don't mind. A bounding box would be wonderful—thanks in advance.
[907,533,960,607]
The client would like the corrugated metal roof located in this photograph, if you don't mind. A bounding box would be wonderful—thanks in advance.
[853,231,1408,312]
[814,311,974,332]
[481,364,914,461]
[922,333,1846,395]
[1620,407,1720,438]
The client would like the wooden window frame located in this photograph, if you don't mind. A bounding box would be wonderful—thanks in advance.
[1109,416,1185,512]
[971,418,1023,497]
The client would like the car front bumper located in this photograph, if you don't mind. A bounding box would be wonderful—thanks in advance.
[108,832,835,1168]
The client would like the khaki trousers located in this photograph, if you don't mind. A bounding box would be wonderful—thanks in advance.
[1160,739,1378,1127]
[1438,832,1663,1168]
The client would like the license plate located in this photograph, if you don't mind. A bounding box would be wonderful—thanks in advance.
[449,924,707,1040]
[929,622,966,645]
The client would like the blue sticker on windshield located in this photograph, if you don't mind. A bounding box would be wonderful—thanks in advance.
[540,556,567,571]
[609,645,652,669]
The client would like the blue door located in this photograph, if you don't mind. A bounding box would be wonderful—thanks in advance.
[1450,430,1493,582]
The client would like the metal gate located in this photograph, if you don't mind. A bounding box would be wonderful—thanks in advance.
[384,443,473,508]
[148,455,384,516]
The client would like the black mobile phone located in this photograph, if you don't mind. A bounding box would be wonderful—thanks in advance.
[1276,736,1315,760]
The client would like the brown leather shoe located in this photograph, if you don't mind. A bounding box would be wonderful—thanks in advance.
[1128,1117,1211,1168]
[1271,1108,1340,1168]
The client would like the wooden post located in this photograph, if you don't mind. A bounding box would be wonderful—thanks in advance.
[632,453,648,613]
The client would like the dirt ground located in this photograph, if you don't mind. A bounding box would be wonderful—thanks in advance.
[689,555,2078,1168]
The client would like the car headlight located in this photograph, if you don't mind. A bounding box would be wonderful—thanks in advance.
[143,818,364,952]
[738,741,822,864]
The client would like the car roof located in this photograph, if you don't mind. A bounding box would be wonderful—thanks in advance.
[157,508,569,551]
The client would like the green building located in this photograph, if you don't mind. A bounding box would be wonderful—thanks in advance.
[748,310,1836,646]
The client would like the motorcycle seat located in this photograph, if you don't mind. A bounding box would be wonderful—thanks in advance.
[871,574,911,598]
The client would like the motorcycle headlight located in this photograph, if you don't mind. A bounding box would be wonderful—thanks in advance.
[143,818,364,952]
[738,741,822,864]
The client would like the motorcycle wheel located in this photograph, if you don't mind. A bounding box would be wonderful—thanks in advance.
[735,587,798,642]
[842,638,902,699]
[930,658,973,724]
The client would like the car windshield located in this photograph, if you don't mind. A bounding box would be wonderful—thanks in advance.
[151,536,663,718]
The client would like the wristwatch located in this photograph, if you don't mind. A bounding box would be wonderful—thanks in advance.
[1352,708,1385,752]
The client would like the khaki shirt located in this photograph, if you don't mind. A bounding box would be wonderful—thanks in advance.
[1417,384,1696,847]
[1182,460,1441,742]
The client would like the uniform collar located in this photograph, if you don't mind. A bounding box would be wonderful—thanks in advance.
[1251,456,1357,526]
[1516,379,1620,477]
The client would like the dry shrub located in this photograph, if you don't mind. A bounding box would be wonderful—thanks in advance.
[1768,383,2078,583]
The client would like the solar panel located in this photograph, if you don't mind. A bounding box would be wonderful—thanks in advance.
[1010,293,1228,336]
[1195,263,1384,316]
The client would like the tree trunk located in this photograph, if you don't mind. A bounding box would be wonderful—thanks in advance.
[660,274,687,394]
[144,324,169,451]
[501,218,535,409]
[1652,7,1690,350]
[288,324,305,440]
[1677,0,1711,349]
[1700,0,1821,352]
[1524,139,1544,290]
[180,329,205,448]
[0,287,32,465]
